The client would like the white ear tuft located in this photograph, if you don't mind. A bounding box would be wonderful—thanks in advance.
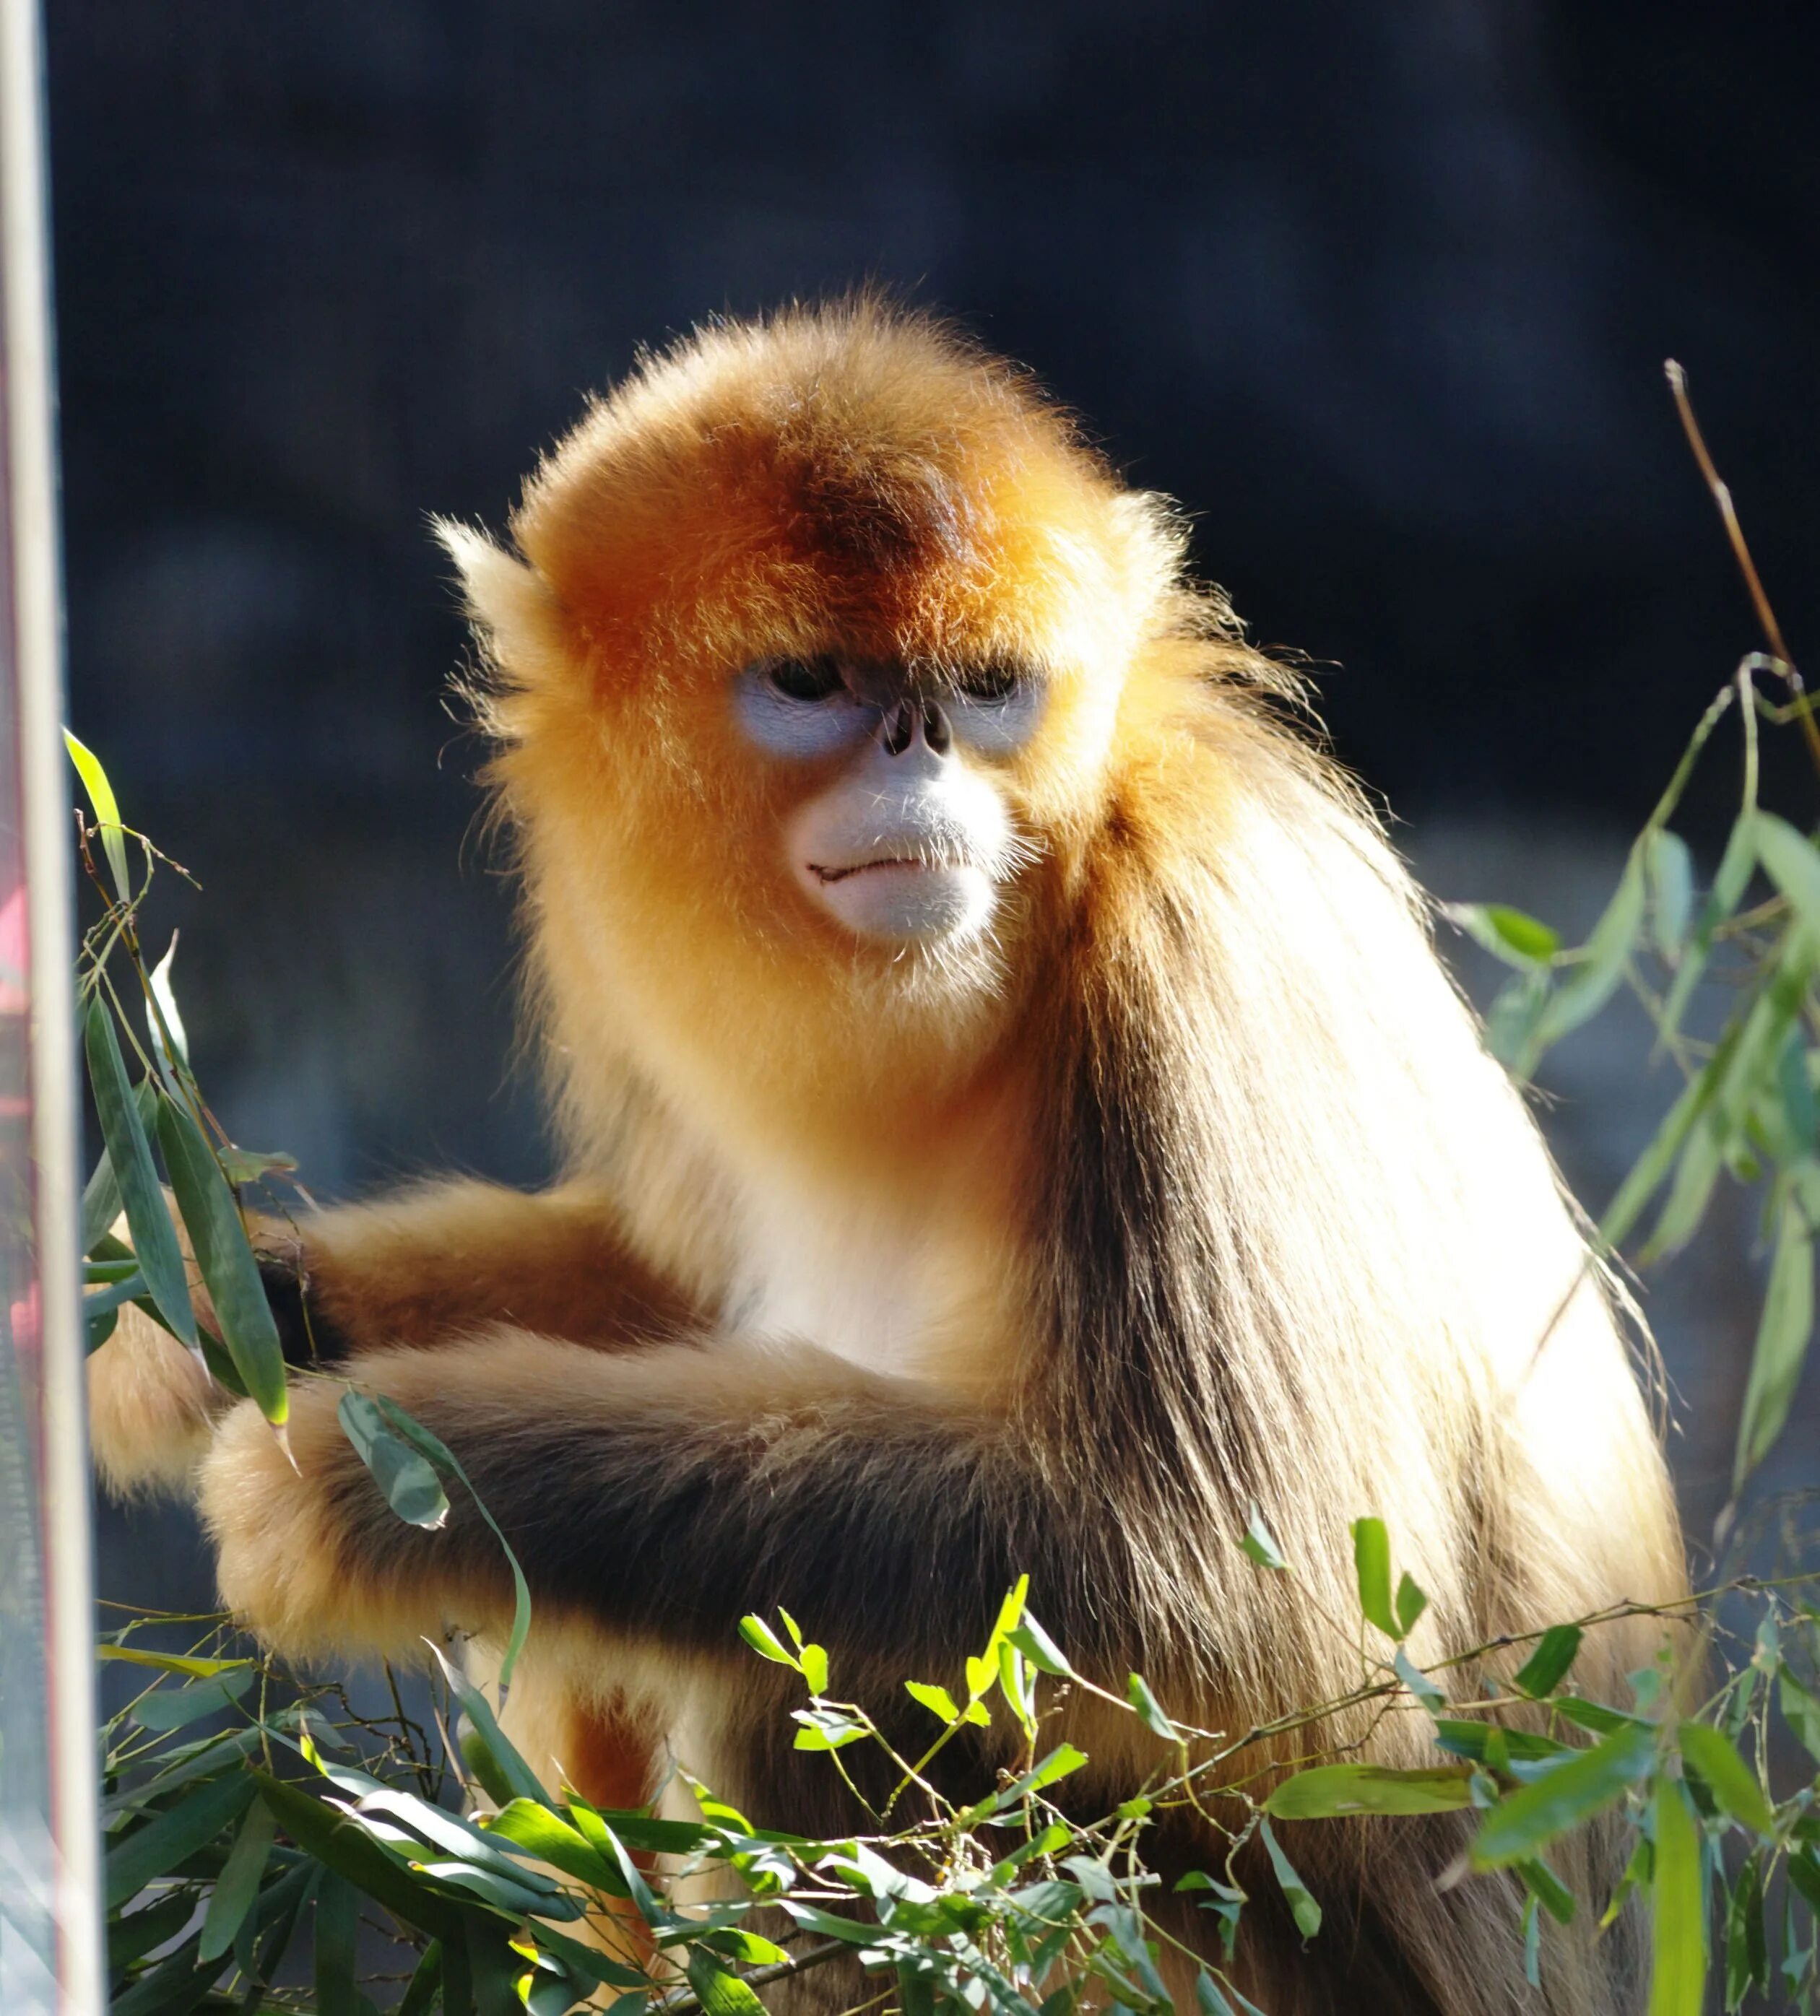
[433,518,560,676]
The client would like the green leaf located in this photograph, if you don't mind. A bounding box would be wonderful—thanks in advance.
[1734,1196,1815,1490]
[1394,1572,1428,1638]
[337,1389,449,1528]
[253,1772,458,1936]
[1678,1722,1776,1835]
[1649,1779,1703,2016]
[425,1643,550,1807]
[800,1643,829,1695]
[1239,1505,1286,1571]
[1127,1673,1177,1741]
[791,1706,868,1751]
[1754,813,1820,934]
[156,1092,287,1425]
[196,1795,276,1962]
[1647,830,1694,960]
[1780,1669,1820,1763]
[313,1871,360,2016]
[1470,1721,1656,1869]
[1513,1625,1584,1700]
[1725,1852,1768,2012]
[1485,968,1551,1072]
[738,1615,798,1667]
[1660,808,1757,1041]
[1392,1646,1444,1713]
[1264,1764,1474,1819]
[397,1943,445,2016]
[1516,1856,1576,1926]
[105,1770,255,1908]
[1525,848,1647,1063]
[108,1893,196,1974]
[684,1951,766,2016]
[81,1144,126,1256]
[373,1394,532,1690]
[905,1680,961,1724]
[66,728,131,902]
[483,1799,618,1891]
[1008,1614,1075,1676]
[148,932,189,1074]
[131,1664,255,1729]
[1431,1720,1568,1768]
[1258,1818,1321,1940]
[83,1000,195,1347]
[1351,1517,1398,1638]
[1444,903,1561,968]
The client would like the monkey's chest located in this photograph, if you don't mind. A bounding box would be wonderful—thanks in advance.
[719,1181,938,1376]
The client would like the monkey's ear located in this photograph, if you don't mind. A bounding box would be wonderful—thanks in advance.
[433,518,563,682]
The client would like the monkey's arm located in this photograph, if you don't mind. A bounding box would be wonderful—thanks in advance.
[254,1178,699,1367]
[90,1182,700,1499]
[199,1333,1114,1676]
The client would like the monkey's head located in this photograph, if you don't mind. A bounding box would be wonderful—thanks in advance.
[446,300,1212,1115]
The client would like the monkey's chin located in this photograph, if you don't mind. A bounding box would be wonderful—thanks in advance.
[800,859,995,944]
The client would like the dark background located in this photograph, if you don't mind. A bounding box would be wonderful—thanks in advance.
[43,1,1820,1574]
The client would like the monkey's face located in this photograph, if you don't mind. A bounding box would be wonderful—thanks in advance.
[729,651,1041,947]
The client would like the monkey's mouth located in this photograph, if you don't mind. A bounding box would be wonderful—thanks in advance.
[806,856,932,885]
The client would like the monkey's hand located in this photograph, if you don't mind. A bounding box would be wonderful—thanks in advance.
[198,1363,509,1662]
[88,1204,230,1500]
[196,1331,1101,1678]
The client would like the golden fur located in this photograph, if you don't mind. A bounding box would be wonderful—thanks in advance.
[92,298,1686,2016]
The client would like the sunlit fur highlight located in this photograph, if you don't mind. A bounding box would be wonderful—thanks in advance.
[91,297,1687,2016]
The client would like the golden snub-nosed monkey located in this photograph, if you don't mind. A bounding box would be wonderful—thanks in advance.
[90,296,1686,2016]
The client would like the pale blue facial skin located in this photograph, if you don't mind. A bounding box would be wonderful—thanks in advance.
[730,661,1045,761]
[730,659,1045,943]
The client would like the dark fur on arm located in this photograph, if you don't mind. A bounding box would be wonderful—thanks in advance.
[209,1332,1137,1682]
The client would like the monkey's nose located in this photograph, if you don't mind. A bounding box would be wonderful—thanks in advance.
[879,701,952,758]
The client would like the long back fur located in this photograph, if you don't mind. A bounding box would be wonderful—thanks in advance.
[453,297,1686,2016]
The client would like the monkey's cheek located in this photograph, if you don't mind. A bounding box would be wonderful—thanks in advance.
[802,861,997,944]
[197,1390,453,1664]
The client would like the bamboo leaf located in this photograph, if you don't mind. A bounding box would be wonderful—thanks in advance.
[1513,1625,1584,1700]
[1258,1819,1321,1940]
[1678,1722,1776,1836]
[1647,831,1694,960]
[1754,813,1820,934]
[1525,848,1647,1062]
[338,1390,449,1529]
[1733,1195,1814,1490]
[1444,903,1560,968]
[312,1871,360,2016]
[1239,1505,1286,1571]
[105,1770,254,1908]
[157,1092,287,1424]
[1127,1673,1178,1741]
[1351,1517,1398,1638]
[83,1000,195,1347]
[1470,1721,1656,1869]
[1265,1764,1473,1819]
[1649,1779,1703,2016]
[196,1795,276,1962]
[66,728,130,902]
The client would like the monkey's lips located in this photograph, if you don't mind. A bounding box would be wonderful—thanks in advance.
[798,853,993,942]
[806,855,931,885]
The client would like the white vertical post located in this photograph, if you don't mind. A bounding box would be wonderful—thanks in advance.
[0,0,100,2007]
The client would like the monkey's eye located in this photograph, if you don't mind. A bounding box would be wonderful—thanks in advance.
[953,661,1023,703]
[768,656,846,703]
